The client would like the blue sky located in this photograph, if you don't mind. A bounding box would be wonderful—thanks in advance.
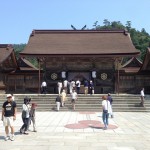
[0,0,150,44]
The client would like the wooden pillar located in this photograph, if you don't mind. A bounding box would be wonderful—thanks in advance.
[117,58,120,95]
[38,59,41,94]
[114,58,120,94]
[15,76,16,92]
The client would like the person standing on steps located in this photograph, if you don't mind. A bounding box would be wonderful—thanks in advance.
[89,80,94,95]
[63,79,68,94]
[84,80,89,95]
[140,87,145,107]
[41,81,47,94]
[71,89,78,110]
[70,80,76,93]
[76,79,81,94]
[55,95,61,111]
[61,89,66,107]
[57,80,62,95]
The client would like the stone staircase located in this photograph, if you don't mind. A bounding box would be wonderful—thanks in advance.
[0,94,150,112]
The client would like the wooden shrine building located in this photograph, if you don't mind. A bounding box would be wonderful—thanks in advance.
[20,29,141,94]
[1,29,150,94]
[0,44,39,93]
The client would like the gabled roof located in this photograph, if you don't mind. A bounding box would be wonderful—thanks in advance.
[122,57,142,68]
[17,58,38,70]
[121,57,143,73]
[0,44,13,63]
[20,29,140,57]
[0,44,18,72]
[140,48,150,71]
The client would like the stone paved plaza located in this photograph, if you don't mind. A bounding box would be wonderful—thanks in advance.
[0,111,150,150]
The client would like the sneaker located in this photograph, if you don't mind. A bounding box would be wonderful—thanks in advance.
[23,132,29,135]
[20,128,23,134]
[10,135,15,141]
[111,115,114,118]
[103,127,107,130]
[33,130,37,132]
[103,126,107,130]
[4,136,10,141]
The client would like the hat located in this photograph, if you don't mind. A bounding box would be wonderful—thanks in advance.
[6,94,12,98]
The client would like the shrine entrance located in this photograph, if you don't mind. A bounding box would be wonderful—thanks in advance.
[68,72,90,83]
[68,72,91,94]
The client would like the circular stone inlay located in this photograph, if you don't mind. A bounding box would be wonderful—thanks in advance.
[78,120,101,126]
[65,123,89,129]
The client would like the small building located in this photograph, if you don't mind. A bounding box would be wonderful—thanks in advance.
[0,44,40,93]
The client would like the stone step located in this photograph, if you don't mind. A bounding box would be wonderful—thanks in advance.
[0,94,150,112]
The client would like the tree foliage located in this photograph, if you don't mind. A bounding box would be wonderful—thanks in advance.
[13,44,38,68]
[13,44,26,58]
[92,20,150,61]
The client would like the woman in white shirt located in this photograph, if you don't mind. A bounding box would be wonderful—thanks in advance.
[140,88,145,107]
[102,95,111,130]
[57,81,62,95]
[71,89,78,110]
[20,98,30,134]
[61,89,66,107]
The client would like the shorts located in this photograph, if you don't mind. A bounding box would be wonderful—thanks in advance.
[71,99,75,103]
[3,116,14,127]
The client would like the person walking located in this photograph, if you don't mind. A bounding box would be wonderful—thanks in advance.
[76,79,81,94]
[20,98,30,134]
[61,89,66,107]
[140,88,145,107]
[101,95,111,130]
[63,79,68,94]
[68,80,71,94]
[29,103,37,132]
[70,80,76,93]
[71,89,78,110]
[1,94,17,141]
[84,80,89,95]
[89,80,94,95]
[107,93,113,118]
[57,80,62,95]
[55,95,61,111]
[41,81,47,94]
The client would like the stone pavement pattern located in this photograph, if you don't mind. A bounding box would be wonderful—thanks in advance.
[0,111,150,150]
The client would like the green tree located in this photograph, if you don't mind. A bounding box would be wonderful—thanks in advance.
[13,44,38,68]
[13,44,26,59]
[92,19,150,61]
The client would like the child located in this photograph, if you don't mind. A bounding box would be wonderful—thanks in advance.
[29,103,37,132]
[55,95,61,111]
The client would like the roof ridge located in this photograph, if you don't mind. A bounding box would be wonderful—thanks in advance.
[31,29,127,34]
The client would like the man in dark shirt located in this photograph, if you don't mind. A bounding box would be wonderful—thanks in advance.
[55,95,61,111]
[84,80,89,95]
[1,94,17,141]
[89,80,94,95]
